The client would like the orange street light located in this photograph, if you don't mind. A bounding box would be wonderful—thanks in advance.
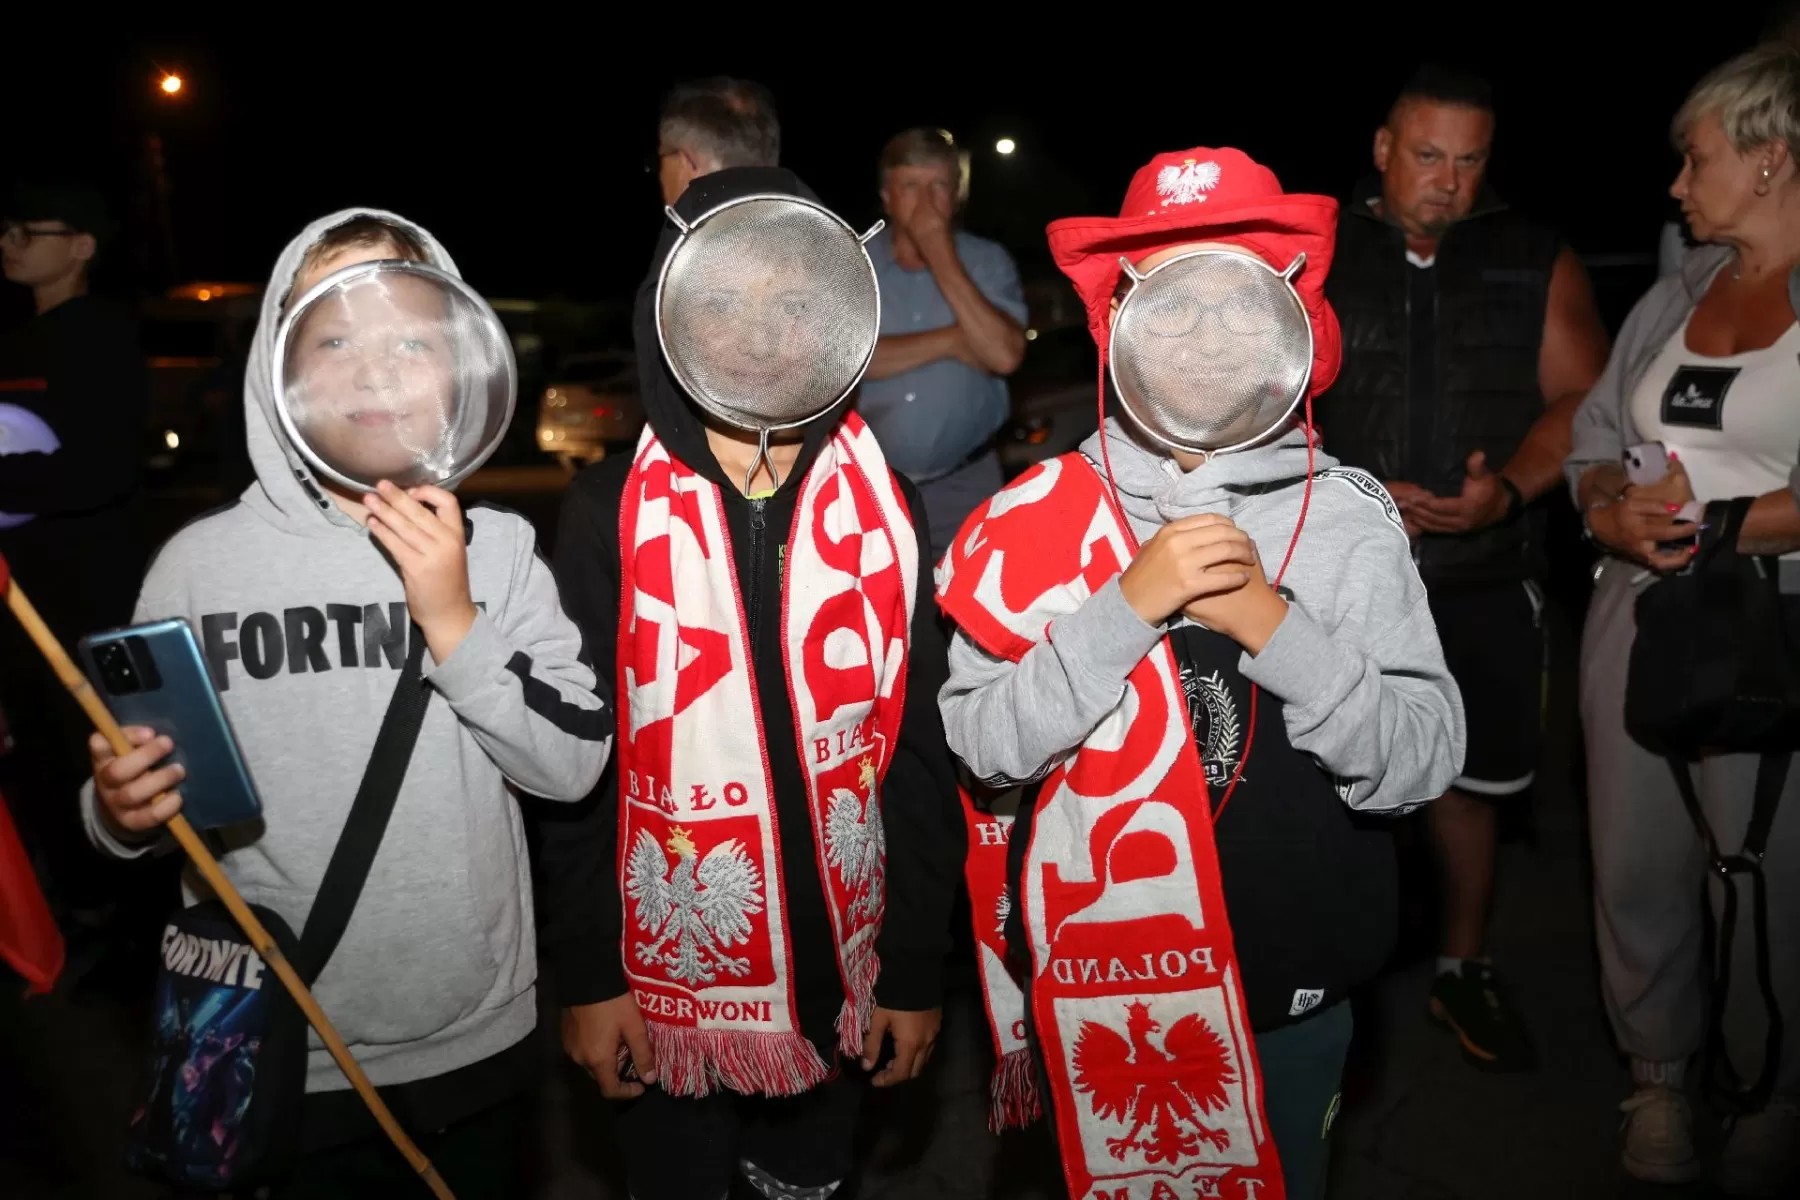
[159,74,183,96]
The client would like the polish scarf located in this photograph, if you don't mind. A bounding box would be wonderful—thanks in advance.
[937,453,1283,1200]
[616,412,916,1097]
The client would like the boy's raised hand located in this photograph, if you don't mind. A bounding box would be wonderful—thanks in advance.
[1118,514,1290,654]
[1179,524,1289,655]
[364,481,477,662]
[1119,514,1259,625]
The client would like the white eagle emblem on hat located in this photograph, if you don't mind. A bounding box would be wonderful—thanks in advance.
[1156,159,1222,207]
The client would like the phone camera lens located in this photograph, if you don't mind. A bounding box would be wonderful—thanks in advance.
[96,644,143,696]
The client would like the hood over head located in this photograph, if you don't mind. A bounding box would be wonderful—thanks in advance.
[632,167,854,493]
[242,208,460,534]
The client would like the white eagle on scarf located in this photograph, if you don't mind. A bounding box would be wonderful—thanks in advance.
[825,756,886,921]
[627,826,764,986]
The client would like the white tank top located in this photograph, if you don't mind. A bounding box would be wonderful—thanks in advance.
[1628,314,1800,508]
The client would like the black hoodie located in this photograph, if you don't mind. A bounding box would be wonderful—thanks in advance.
[536,169,964,1049]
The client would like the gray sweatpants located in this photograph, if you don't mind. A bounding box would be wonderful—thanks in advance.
[1580,560,1800,1092]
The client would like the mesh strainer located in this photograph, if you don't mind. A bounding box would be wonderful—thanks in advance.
[655,194,882,489]
[1109,248,1313,457]
[273,260,516,493]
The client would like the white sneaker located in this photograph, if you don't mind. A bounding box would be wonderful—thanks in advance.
[1619,1084,1703,1183]
[1719,1098,1800,1196]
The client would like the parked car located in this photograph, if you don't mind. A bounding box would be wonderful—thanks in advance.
[536,350,643,470]
[139,283,261,484]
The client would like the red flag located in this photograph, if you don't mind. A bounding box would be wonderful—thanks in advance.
[0,786,64,994]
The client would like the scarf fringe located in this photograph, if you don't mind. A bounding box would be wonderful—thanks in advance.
[834,948,881,1059]
[988,1047,1042,1133]
[645,1022,830,1099]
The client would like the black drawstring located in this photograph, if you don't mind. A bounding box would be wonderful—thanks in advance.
[1667,753,1786,1115]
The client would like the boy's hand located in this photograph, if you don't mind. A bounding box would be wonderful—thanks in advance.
[364,481,477,662]
[1119,514,1258,625]
[90,726,184,836]
[563,994,658,1099]
[862,1006,941,1087]
[1181,527,1288,655]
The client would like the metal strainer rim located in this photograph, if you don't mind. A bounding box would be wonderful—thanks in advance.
[653,192,882,434]
[270,257,518,493]
[1107,246,1314,459]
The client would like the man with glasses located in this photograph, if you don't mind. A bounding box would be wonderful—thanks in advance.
[648,76,780,206]
[0,183,154,987]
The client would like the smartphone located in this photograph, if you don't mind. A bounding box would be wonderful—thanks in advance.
[78,618,262,832]
[1624,442,1669,487]
[1623,441,1703,551]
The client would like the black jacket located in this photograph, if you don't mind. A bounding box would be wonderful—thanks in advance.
[1317,179,1561,584]
[0,293,148,643]
[535,169,964,1050]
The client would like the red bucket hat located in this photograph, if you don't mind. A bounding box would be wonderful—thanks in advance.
[1047,147,1342,399]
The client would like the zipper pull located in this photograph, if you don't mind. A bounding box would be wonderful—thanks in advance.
[749,498,767,532]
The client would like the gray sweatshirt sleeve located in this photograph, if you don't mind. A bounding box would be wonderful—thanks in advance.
[424,528,612,802]
[1564,319,1643,504]
[940,577,1164,786]
[941,514,1464,815]
[1237,573,1464,815]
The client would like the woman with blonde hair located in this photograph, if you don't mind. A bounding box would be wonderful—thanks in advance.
[1568,43,1800,1194]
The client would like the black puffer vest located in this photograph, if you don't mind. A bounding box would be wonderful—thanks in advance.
[1317,180,1561,584]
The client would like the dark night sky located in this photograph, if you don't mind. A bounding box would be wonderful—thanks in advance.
[0,19,1779,309]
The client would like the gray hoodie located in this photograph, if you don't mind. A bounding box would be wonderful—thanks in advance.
[940,419,1465,813]
[82,210,612,1093]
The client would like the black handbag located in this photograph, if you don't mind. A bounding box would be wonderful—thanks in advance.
[1625,497,1795,1114]
[125,630,433,1190]
[1625,496,1800,757]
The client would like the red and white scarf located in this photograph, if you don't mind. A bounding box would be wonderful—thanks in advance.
[616,411,915,1097]
[938,453,1283,1200]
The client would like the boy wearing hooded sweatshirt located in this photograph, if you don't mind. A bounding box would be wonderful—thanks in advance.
[937,149,1466,1200]
[82,211,611,1196]
[538,167,962,1200]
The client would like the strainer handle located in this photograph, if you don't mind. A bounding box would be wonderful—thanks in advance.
[745,428,779,495]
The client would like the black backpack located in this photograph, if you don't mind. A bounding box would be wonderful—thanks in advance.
[125,631,432,1189]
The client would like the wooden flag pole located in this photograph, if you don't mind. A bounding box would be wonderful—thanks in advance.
[0,562,453,1200]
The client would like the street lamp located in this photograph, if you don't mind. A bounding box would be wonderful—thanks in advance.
[147,68,186,283]
[995,137,1017,156]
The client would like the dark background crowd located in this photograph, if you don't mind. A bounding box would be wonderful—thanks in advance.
[3,13,1799,1199]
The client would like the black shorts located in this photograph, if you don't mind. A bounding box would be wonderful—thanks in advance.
[1426,578,1546,798]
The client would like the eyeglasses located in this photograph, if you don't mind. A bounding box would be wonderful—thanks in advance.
[0,222,79,248]
[643,149,680,176]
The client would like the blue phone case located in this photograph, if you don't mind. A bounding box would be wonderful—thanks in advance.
[78,618,263,832]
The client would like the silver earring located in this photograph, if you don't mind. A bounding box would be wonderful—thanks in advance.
[1757,164,1773,196]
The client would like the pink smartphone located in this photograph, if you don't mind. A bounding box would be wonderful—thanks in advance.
[1625,442,1701,523]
